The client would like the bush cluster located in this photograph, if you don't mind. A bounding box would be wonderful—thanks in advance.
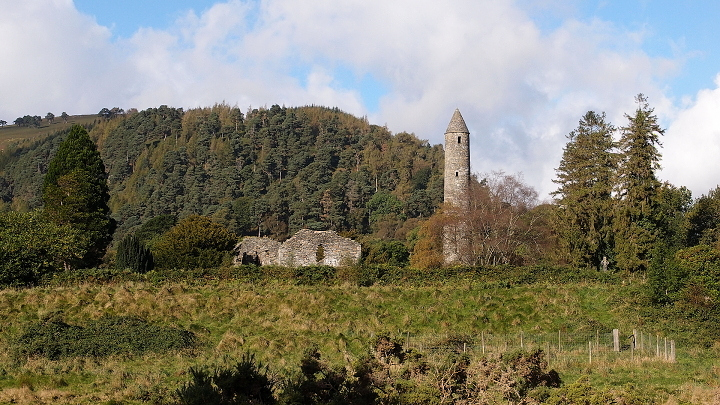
[14,314,196,360]
[179,337,645,405]
[177,353,275,405]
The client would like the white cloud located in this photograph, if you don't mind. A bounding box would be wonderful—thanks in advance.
[0,0,131,116]
[3,0,715,198]
[661,74,720,197]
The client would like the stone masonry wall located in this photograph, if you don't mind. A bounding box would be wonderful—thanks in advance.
[234,229,361,267]
[278,229,361,267]
[234,237,281,266]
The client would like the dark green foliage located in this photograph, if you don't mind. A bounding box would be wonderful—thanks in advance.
[354,264,405,286]
[0,210,85,285]
[152,215,237,269]
[280,345,376,405]
[176,353,276,405]
[676,245,720,306]
[42,124,115,267]
[552,111,616,269]
[294,266,337,285]
[647,242,684,305]
[362,239,410,267]
[15,314,195,360]
[13,115,43,127]
[0,130,66,208]
[614,95,664,272]
[116,234,154,273]
[542,376,653,405]
[2,105,444,249]
[684,186,720,247]
[135,214,177,246]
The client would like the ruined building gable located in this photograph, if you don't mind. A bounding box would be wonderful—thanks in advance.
[234,237,281,266]
[234,229,361,267]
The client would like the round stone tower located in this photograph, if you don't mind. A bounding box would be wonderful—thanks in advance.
[444,109,470,209]
[443,109,471,265]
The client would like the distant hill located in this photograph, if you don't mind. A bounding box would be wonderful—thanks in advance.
[0,114,97,150]
[0,104,444,244]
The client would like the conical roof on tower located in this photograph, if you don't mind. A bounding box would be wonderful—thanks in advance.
[445,108,469,133]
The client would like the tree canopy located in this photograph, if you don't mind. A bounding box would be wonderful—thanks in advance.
[552,111,616,268]
[42,124,115,268]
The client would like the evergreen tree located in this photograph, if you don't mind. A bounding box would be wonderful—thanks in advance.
[116,234,154,273]
[685,186,720,247]
[42,125,115,268]
[552,111,617,269]
[614,95,664,272]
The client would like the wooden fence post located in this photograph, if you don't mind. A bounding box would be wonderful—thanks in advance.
[670,340,676,363]
[558,330,562,352]
[632,329,637,349]
[613,329,620,352]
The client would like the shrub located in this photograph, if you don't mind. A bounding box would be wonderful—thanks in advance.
[363,239,410,267]
[15,314,195,360]
[463,350,561,403]
[293,266,336,285]
[0,210,85,285]
[176,353,276,405]
[152,215,237,269]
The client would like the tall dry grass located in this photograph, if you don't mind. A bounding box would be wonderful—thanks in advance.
[0,278,717,403]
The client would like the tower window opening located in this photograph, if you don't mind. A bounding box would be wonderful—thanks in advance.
[457,136,461,143]
[456,171,459,177]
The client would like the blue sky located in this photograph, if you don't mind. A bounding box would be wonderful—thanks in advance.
[2,0,720,198]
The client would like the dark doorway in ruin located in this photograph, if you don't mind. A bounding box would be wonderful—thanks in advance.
[241,252,260,265]
[316,245,325,263]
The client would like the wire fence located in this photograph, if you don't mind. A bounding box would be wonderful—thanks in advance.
[402,329,676,364]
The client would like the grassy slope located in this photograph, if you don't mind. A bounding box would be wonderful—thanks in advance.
[0,115,97,150]
[0,277,718,404]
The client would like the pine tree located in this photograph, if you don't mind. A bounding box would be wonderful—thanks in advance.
[42,125,115,268]
[614,95,664,272]
[552,111,617,269]
[116,234,154,273]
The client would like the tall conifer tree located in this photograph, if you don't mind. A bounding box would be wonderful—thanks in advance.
[553,111,617,268]
[614,94,664,272]
[43,125,115,268]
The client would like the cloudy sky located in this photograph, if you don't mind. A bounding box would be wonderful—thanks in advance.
[2,0,719,199]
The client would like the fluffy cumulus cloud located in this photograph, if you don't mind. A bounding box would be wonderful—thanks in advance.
[1,0,716,197]
[661,75,720,197]
[0,0,129,115]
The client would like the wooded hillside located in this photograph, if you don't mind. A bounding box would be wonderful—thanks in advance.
[0,104,444,245]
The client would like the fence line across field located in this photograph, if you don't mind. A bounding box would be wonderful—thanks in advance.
[399,329,676,363]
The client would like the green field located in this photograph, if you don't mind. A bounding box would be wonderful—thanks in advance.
[0,269,717,404]
[0,115,97,150]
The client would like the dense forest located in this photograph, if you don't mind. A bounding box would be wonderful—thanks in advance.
[0,104,444,241]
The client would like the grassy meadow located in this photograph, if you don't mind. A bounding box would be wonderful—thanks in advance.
[0,268,718,404]
[0,115,97,150]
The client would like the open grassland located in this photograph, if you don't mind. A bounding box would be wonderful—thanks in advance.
[0,274,719,404]
[0,115,97,150]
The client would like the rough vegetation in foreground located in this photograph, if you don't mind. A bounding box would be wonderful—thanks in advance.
[0,269,719,404]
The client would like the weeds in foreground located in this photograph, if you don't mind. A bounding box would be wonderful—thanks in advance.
[0,275,717,403]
